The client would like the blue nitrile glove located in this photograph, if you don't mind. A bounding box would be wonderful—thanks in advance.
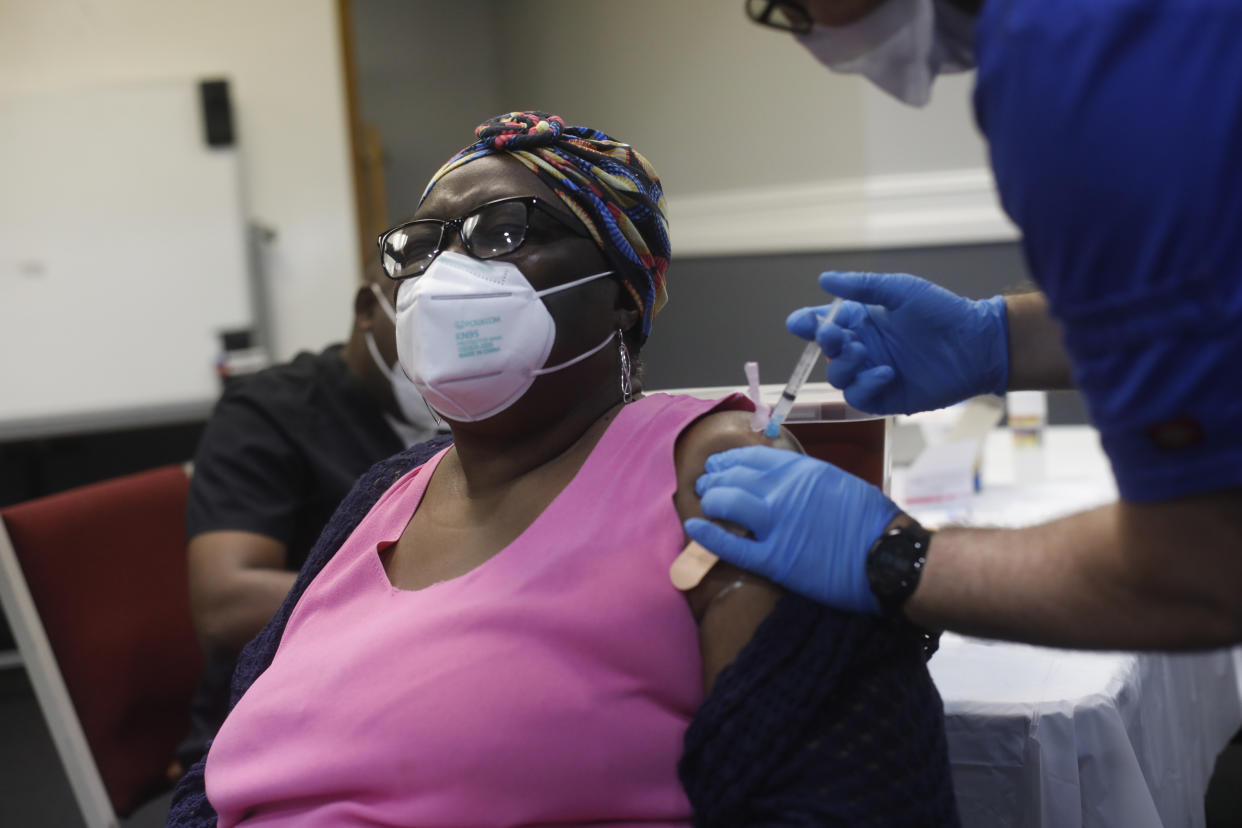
[788,271,1010,415]
[683,446,900,614]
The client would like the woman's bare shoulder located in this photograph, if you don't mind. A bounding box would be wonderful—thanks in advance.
[673,408,803,504]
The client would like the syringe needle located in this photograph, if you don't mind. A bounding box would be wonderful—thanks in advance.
[763,298,843,438]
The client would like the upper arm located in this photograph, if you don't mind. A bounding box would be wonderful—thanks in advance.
[673,409,804,692]
[187,530,288,643]
[1120,490,1242,639]
[188,530,288,588]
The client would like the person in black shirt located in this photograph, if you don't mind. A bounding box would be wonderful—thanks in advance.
[175,274,450,772]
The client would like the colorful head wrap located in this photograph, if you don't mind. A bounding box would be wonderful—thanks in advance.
[422,111,670,342]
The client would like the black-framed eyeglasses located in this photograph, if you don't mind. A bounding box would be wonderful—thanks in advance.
[745,0,813,34]
[376,196,589,280]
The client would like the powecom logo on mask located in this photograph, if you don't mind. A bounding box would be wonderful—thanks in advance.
[455,316,503,359]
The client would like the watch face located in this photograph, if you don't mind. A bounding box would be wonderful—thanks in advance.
[866,525,930,614]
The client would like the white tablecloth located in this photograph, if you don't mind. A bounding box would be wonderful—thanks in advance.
[897,423,1242,827]
[929,636,1239,828]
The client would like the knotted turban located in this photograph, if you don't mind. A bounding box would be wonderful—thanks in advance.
[423,111,670,342]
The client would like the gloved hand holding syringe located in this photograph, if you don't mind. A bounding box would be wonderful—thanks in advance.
[763,297,843,437]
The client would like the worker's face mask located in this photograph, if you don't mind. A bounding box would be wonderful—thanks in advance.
[394,251,615,423]
[797,0,975,107]
[365,284,440,433]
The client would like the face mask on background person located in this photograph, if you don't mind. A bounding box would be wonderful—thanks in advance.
[796,0,975,107]
[365,283,441,432]
[395,251,616,423]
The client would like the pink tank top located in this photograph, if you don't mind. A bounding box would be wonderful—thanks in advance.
[206,393,744,827]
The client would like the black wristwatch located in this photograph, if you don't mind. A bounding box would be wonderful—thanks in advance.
[865,520,932,616]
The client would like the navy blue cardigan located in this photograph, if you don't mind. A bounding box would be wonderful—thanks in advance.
[169,436,958,826]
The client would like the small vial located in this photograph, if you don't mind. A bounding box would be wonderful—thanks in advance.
[1007,391,1047,484]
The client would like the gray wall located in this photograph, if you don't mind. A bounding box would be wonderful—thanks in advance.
[349,0,507,223]
[644,242,1089,425]
[486,0,988,196]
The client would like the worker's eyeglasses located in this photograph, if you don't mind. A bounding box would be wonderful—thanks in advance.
[377,196,589,280]
[745,0,813,34]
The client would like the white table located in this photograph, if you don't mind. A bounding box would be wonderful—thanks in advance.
[896,423,1242,828]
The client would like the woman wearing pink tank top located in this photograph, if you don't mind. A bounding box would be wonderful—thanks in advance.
[175,112,958,828]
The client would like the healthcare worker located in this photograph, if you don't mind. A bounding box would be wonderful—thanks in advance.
[686,0,1242,649]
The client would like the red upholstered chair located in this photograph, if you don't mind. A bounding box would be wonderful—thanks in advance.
[0,465,201,827]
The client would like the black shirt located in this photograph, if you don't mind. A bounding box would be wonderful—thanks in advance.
[186,345,404,569]
[179,345,408,767]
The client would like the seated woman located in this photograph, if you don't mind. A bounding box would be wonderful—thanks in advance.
[168,112,957,827]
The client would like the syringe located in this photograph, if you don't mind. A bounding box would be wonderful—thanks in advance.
[763,297,844,439]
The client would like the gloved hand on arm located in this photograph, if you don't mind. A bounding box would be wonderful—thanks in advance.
[684,446,900,614]
[789,270,1010,415]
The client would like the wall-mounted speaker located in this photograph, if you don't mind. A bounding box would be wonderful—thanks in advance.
[199,79,235,148]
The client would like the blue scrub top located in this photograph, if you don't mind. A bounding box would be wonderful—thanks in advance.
[973,0,1242,501]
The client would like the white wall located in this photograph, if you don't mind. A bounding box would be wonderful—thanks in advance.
[0,0,359,362]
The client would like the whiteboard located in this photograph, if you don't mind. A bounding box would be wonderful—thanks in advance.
[0,79,251,438]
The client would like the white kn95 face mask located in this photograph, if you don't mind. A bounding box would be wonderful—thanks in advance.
[796,0,975,107]
[364,283,441,433]
[394,251,615,423]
